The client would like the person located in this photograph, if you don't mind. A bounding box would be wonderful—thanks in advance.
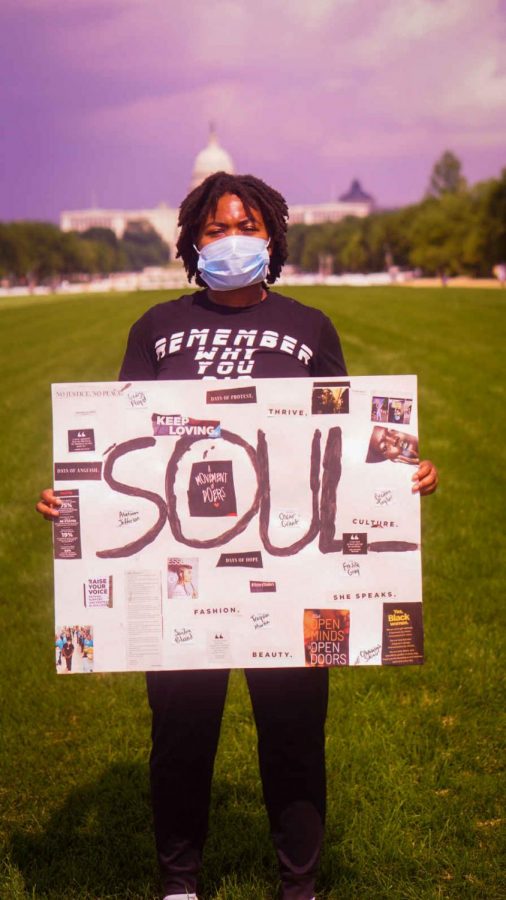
[61,634,74,672]
[37,171,438,900]
[55,631,64,667]
[493,262,506,287]
[168,562,198,599]
[82,630,94,673]
[366,425,420,465]
[388,400,403,424]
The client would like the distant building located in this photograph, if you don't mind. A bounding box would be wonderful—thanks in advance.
[339,178,374,204]
[60,129,374,258]
[60,126,233,259]
[189,125,235,191]
[289,179,374,225]
[60,203,179,256]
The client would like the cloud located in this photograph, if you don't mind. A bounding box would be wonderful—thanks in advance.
[1,0,504,215]
[58,0,504,145]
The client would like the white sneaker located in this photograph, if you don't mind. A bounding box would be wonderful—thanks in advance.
[162,894,198,900]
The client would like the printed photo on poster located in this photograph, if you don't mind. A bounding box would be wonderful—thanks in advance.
[371,396,389,422]
[371,397,412,425]
[311,382,350,414]
[387,398,412,424]
[167,558,199,599]
[303,609,350,666]
[366,426,419,465]
[55,625,94,674]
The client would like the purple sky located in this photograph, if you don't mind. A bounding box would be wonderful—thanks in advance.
[1,0,505,222]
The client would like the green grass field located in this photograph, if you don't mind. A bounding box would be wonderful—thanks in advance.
[0,286,504,899]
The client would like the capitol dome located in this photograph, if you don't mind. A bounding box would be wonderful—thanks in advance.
[189,125,235,191]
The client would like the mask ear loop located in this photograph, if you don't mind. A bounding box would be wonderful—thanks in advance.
[262,238,271,295]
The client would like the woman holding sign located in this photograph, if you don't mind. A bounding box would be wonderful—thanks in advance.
[37,172,437,900]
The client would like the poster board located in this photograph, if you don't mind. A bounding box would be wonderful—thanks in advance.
[52,376,423,673]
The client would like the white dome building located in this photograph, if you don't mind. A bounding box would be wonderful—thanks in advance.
[189,125,235,191]
[60,128,236,264]
[60,127,374,273]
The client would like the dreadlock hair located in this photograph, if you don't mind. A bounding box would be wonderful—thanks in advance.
[176,171,289,288]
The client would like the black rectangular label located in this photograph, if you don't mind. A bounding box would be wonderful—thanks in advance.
[54,462,102,480]
[53,490,82,559]
[250,581,276,592]
[217,551,263,568]
[206,386,257,404]
[68,429,95,452]
[381,603,424,666]
[188,461,237,517]
[343,533,368,555]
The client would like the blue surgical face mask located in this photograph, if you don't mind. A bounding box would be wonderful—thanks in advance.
[194,235,270,291]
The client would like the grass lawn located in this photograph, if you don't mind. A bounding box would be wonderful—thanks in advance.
[0,286,504,899]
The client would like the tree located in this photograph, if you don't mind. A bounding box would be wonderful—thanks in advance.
[286,224,308,267]
[365,207,419,271]
[80,227,119,249]
[409,192,478,275]
[339,229,368,273]
[300,224,335,272]
[329,218,367,273]
[121,221,170,270]
[477,169,506,268]
[79,228,121,273]
[427,150,467,197]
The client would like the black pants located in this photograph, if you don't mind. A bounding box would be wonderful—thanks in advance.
[147,667,328,899]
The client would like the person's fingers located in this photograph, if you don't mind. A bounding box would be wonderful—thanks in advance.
[418,472,438,495]
[36,489,61,519]
[35,501,59,520]
[40,488,60,506]
[412,460,438,494]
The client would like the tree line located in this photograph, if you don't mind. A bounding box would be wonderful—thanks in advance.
[0,221,169,284]
[0,152,504,284]
[287,153,506,277]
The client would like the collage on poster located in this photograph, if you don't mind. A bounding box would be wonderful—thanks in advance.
[52,375,423,674]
